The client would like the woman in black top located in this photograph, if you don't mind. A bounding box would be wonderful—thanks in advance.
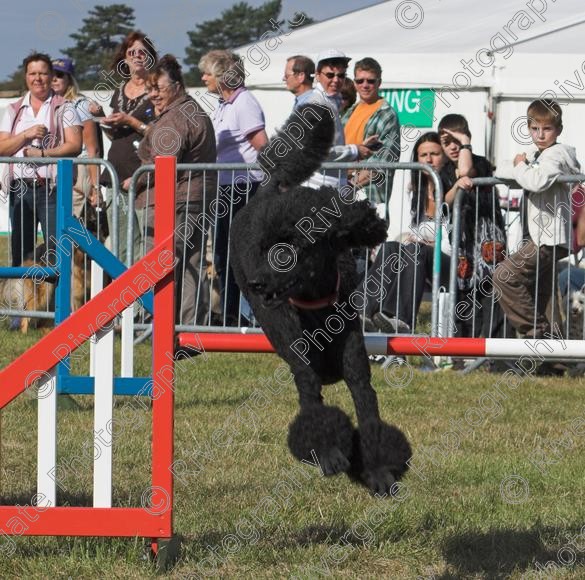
[97,31,158,264]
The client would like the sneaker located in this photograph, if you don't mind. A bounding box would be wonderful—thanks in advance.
[360,315,377,332]
[535,361,567,377]
[372,312,411,334]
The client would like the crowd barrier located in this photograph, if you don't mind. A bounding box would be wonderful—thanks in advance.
[126,161,447,335]
[0,159,449,339]
[3,156,584,365]
[0,156,178,566]
[0,157,116,321]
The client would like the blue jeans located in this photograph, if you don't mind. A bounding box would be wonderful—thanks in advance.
[558,266,585,297]
[214,181,259,324]
[9,181,56,266]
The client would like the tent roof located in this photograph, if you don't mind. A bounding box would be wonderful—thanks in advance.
[239,0,585,95]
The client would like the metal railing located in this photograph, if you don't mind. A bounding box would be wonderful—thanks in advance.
[448,174,585,339]
[0,157,118,323]
[126,161,445,334]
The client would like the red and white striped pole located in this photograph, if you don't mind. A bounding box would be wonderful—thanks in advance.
[178,333,582,360]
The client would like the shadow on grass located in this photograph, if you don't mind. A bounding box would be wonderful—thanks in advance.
[441,526,585,579]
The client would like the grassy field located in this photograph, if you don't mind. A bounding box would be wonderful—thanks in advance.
[0,326,584,579]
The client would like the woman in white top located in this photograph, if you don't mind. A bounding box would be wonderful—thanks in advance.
[51,57,101,215]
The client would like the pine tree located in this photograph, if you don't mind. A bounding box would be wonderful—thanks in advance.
[184,0,315,85]
[62,3,136,85]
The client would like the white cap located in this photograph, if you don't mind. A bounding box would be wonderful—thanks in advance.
[315,49,351,67]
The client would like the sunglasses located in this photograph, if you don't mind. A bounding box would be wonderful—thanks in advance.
[54,71,66,79]
[128,48,148,57]
[355,78,377,85]
[322,72,346,80]
[147,81,177,93]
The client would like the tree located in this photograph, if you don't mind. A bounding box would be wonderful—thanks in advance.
[62,3,136,85]
[0,69,25,94]
[184,0,316,85]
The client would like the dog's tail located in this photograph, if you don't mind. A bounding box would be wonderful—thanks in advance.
[258,103,335,190]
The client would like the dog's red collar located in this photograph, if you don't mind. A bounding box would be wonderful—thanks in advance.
[288,271,340,310]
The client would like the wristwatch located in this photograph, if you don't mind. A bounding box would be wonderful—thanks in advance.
[139,123,147,133]
[460,144,472,151]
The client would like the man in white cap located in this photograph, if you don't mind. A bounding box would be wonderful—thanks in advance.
[300,49,380,189]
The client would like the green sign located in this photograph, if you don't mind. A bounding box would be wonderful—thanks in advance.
[379,89,435,128]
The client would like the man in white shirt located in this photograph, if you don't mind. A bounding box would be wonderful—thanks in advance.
[300,49,379,189]
[0,52,82,266]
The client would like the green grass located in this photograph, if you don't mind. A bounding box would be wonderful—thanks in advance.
[0,326,584,579]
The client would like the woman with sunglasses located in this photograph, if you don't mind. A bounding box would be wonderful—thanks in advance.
[51,57,102,214]
[97,31,158,264]
[132,54,217,331]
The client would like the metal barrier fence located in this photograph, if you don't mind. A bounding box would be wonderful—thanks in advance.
[448,174,585,342]
[0,158,451,343]
[3,155,585,367]
[0,157,117,325]
[126,161,446,335]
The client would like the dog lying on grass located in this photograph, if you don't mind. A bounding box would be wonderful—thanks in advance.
[230,104,411,495]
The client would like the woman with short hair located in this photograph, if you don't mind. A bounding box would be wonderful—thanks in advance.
[133,54,217,330]
[0,52,82,267]
[198,49,268,325]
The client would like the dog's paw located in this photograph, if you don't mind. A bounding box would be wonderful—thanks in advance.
[360,466,397,497]
[318,446,351,476]
[349,419,412,487]
[288,405,354,471]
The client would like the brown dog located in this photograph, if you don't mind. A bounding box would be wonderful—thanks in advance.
[0,245,88,333]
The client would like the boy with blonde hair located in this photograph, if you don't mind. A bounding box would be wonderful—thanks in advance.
[494,99,581,339]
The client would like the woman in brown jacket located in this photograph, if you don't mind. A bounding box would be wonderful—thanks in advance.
[132,54,217,329]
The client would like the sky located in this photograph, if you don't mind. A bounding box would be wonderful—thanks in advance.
[0,0,380,80]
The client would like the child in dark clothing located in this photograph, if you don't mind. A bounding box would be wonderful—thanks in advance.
[438,114,507,339]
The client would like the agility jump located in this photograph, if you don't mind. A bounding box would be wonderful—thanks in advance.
[0,156,176,561]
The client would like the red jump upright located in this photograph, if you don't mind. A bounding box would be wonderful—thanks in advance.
[0,157,176,552]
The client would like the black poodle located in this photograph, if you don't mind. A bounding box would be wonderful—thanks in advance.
[230,104,411,495]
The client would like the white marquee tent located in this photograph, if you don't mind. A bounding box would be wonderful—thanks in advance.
[232,0,585,236]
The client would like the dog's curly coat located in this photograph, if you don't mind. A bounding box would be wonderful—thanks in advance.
[230,104,411,495]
